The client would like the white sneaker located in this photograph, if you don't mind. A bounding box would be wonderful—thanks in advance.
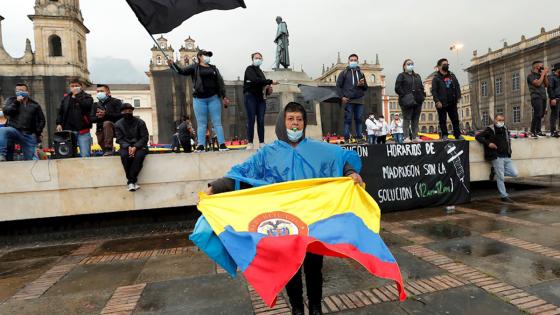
[134,183,141,190]
[258,142,265,150]
[246,143,254,150]
[404,138,412,143]
[128,183,136,192]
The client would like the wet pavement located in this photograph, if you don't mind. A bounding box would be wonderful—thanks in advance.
[2,178,560,314]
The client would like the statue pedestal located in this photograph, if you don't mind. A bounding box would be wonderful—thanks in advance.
[259,69,323,143]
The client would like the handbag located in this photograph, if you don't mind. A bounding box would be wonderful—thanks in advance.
[400,93,416,108]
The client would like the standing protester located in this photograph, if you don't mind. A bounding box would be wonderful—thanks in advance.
[527,61,549,138]
[0,83,46,161]
[395,59,426,142]
[365,113,380,144]
[376,115,389,144]
[90,84,123,156]
[206,102,363,315]
[547,63,560,138]
[336,54,368,143]
[56,79,94,157]
[475,114,518,203]
[243,52,279,150]
[177,115,194,153]
[390,114,404,144]
[169,50,230,152]
[431,58,462,141]
[115,103,149,192]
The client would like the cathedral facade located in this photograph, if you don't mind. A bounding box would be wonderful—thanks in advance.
[0,0,90,143]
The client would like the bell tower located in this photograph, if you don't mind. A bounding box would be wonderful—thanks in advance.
[28,0,90,80]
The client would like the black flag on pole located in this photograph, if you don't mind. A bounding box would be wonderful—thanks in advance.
[298,85,341,104]
[127,0,247,34]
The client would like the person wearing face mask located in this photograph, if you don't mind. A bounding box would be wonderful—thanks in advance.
[90,84,123,156]
[56,79,94,157]
[0,83,46,161]
[431,58,462,141]
[365,113,380,144]
[243,52,279,150]
[115,103,149,192]
[168,49,230,152]
[395,59,426,142]
[376,115,389,144]
[476,114,517,203]
[548,63,560,138]
[336,53,368,143]
[204,102,363,315]
[390,113,404,144]
[527,61,549,138]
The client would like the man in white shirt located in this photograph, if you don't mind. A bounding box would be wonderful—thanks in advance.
[365,113,380,144]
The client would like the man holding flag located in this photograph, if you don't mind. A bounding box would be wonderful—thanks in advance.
[195,103,405,315]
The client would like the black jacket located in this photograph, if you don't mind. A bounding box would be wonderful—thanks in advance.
[171,63,226,98]
[475,125,512,161]
[56,92,94,131]
[115,117,149,149]
[395,72,426,106]
[431,71,461,107]
[243,65,273,99]
[336,67,368,103]
[3,97,46,136]
[548,74,560,100]
[90,97,123,131]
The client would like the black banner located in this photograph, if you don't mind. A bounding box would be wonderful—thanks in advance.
[343,141,471,212]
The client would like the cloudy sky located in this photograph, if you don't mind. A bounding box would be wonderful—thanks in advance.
[2,0,559,90]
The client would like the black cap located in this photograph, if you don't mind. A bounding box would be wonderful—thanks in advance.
[553,63,560,72]
[121,103,134,111]
[197,49,213,57]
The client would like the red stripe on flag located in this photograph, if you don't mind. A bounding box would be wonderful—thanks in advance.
[243,236,406,307]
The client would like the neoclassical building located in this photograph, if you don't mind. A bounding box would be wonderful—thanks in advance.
[467,26,560,131]
[0,0,90,143]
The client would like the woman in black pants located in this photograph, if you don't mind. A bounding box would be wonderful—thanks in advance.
[243,52,278,150]
[395,59,426,142]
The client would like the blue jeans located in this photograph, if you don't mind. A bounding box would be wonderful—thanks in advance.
[393,133,404,144]
[72,131,92,157]
[245,93,266,143]
[193,95,225,146]
[491,157,518,198]
[0,127,37,160]
[344,103,364,139]
[367,135,377,144]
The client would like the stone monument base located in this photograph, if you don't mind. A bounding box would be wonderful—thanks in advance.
[257,69,322,144]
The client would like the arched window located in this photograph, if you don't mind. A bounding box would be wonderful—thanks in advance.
[429,126,435,133]
[466,122,471,130]
[428,113,433,121]
[156,56,162,65]
[466,108,470,117]
[49,35,62,57]
[421,126,427,133]
[421,113,426,121]
[370,74,376,83]
[77,40,83,63]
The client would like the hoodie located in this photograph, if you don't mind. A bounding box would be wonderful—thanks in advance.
[210,104,356,193]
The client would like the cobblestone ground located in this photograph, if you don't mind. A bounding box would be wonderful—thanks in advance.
[2,177,560,314]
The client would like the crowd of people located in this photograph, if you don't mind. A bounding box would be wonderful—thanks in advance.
[1,50,559,193]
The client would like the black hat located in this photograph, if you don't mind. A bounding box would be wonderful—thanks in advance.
[197,49,213,57]
[121,103,134,111]
[553,63,560,72]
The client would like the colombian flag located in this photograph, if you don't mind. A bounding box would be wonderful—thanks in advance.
[196,177,406,307]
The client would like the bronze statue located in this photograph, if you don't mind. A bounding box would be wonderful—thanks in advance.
[274,16,290,69]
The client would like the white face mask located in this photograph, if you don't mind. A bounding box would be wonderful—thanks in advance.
[203,56,211,64]
[495,122,505,128]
